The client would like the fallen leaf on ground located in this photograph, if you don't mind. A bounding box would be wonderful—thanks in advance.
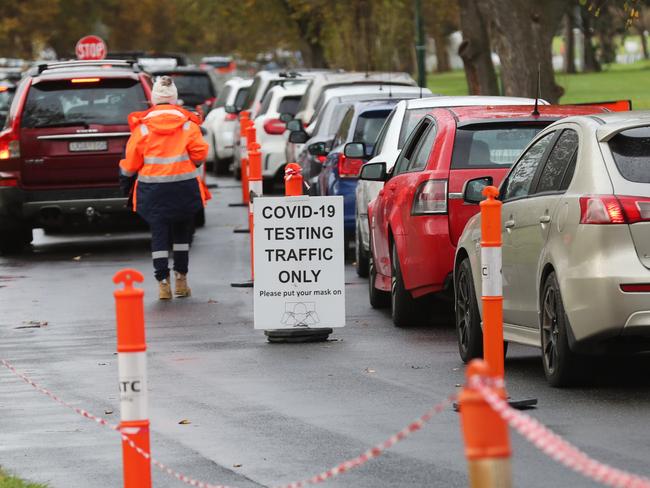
[178,419,191,425]
[233,464,242,468]
[104,409,113,415]
[364,368,376,374]
[207,299,217,303]
[72,256,81,261]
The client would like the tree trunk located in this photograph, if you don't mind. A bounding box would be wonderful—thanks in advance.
[433,32,451,72]
[581,6,601,72]
[564,11,576,73]
[480,0,566,103]
[457,0,499,95]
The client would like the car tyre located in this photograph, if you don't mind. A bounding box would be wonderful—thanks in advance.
[368,250,390,309]
[541,272,583,387]
[0,226,33,254]
[355,223,369,278]
[455,257,483,362]
[391,245,420,327]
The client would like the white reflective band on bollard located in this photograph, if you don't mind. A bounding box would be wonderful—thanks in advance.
[481,247,502,298]
[240,137,247,159]
[118,352,148,422]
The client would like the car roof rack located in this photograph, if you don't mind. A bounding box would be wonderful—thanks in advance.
[33,59,140,75]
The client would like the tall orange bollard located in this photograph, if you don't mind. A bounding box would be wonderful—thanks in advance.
[241,112,251,206]
[479,186,505,379]
[284,162,303,196]
[113,269,151,488]
[459,359,512,488]
[247,125,263,281]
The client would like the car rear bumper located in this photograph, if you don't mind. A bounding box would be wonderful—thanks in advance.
[332,178,357,233]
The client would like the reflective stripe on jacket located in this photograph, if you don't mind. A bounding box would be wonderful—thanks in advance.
[119,105,210,213]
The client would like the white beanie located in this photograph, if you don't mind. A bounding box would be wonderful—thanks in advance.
[152,75,178,105]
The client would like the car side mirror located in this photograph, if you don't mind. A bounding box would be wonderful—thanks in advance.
[463,176,494,204]
[289,130,309,144]
[344,142,366,159]
[279,112,294,123]
[308,142,328,156]
[359,162,387,182]
[286,119,302,132]
[225,105,237,114]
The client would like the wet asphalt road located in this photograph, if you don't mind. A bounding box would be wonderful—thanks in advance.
[1,175,649,488]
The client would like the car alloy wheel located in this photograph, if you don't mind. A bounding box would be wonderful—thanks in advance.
[390,244,420,327]
[355,223,369,278]
[541,285,560,375]
[368,252,390,309]
[455,257,482,362]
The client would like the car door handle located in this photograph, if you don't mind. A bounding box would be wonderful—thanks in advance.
[504,219,516,229]
[539,215,551,224]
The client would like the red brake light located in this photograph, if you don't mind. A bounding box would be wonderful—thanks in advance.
[579,195,650,224]
[0,131,19,160]
[0,172,18,187]
[0,86,8,93]
[205,97,216,106]
[621,284,650,293]
[263,118,286,135]
[225,112,237,121]
[316,155,327,163]
[412,179,448,215]
[71,77,101,83]
[337,154,364,178]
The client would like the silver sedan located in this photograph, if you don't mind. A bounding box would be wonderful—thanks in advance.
[454,111,650,386]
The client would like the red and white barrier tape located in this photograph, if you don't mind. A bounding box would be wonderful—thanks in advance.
[471,375,650,488]
[0,358,453,488]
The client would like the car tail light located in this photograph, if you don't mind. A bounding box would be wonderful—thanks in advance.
[205,97,216,106]
[621,284,650,293]
[0,172,18,187]
[412,179,448,215]
[317,155,327,163]
[225,112,237,121]
[0,132,19,160]
[0,86,8,93]
[579,195,650,224]
[263,118,286,135]
[71,77,101,83]
[337,154,363,178]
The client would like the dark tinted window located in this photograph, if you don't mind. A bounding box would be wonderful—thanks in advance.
[536,129,579,193]
[165,73,213,104]
[278,96,301,116]
[242,76,262,110]
[214,85,231,108]
[451,124,546,169]
[333,108,354,146]
[609,126,650,183]
[407,123,437,171]
[394,119,430,175]
[399,107,430,148]
[0,87,14,126]
[373,108,395,156]
[22,79,148,128]
[501,132,555,201]
[257,90,273,116]
[353,109,391,144]
[234,87,249,110]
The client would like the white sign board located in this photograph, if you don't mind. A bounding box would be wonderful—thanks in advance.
[254,196,345,330]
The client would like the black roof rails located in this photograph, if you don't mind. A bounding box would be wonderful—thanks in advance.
[33,59,140,75]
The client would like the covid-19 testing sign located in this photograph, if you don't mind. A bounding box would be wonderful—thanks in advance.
[254,196,345,330]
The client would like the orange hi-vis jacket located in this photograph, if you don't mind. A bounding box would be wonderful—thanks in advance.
[119,105,210,211]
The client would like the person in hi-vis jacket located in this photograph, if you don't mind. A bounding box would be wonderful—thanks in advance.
[120,76,210,299]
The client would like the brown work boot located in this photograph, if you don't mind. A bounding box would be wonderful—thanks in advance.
[174,272,191,297]
[158,279,172,300]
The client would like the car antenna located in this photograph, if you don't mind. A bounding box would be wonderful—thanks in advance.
[532,63,541,116]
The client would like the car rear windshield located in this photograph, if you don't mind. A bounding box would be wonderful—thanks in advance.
[399,107,430,148]
[165,73,214,104]
[451,123,547,169]
[21,78,148,128]
[353,109,391,144]
[608,126,650,183]
[278,96,301,116]
[234,87,249,110]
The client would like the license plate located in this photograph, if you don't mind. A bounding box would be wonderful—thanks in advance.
[69,140,108,152]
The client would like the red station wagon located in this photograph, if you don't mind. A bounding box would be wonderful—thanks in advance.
[0,60,153,252]
[361,104,611,327]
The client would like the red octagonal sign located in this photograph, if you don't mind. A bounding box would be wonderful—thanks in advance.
[75,35,107,60]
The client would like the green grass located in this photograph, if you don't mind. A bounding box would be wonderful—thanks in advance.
[0,468,47,488]
[427,60,650,109]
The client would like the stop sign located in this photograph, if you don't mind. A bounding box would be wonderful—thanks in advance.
[75,35,107,60]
